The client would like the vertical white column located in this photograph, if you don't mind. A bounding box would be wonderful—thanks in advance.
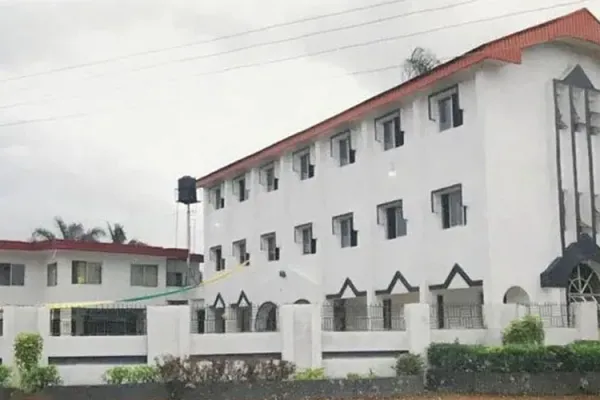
[404,303,431,357]
[573,302,599,341]
[147,305,190,363]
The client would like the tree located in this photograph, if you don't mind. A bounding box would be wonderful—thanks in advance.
[32,217,106,242]
[403,47,440,80]
[107,222,146,246]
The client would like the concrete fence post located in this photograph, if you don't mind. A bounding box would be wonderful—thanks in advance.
[404,303,431,356]
[573,302,599,341]
[146,305,191,363]
[280,304,322,369]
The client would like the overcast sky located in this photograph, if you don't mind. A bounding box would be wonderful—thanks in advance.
[0,0,597,251]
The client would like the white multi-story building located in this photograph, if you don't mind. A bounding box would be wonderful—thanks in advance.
[195,9,600,332]
[0,239,203,335]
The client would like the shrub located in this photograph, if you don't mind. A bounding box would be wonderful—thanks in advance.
[427,342,600,373]
[103,365,159,384]
[502,315,544,345]
[293,367,326,380]
[13,332,61,393]
[0,365,11,387]
[346,369,376,380]
[395,353,423,376]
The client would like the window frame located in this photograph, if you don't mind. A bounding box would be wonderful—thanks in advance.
[232,239,250,265]
[0,263,25,286]
[431,184,467,229]
[376,200,408,239]
[260,232,280,261]
[71,261,102,285]
[330,131,356,167]
[47,262,58,287]
[259,162,279,192]
[166,259,189,287]
[294,223,317,255]
[374,110,404,151]
[332,213,358,248]
[209,245,225,272]
[427,85,464,132]
[292,147,315,181]
[232,174,249,202]
[130,264,159,287]
[210,184,225,210]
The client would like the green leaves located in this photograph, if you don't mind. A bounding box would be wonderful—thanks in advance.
[502,315,545,345]
[103,365,159,384]
[13,333,61,393]
[395,353,424,376]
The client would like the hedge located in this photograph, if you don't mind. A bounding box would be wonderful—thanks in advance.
[428,342,600,373]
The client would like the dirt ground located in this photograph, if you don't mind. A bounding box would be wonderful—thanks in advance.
[354,396,599,400]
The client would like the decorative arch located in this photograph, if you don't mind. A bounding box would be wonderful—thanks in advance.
[502,286,530,304]
[568,263,600,303]
[294,299,310,304]
[254,302,278,332]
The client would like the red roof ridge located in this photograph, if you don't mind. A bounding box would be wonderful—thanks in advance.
[196,8,600,188]
[0,239,203,262]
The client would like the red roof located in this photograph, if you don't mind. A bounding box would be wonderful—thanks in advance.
[196,8,600,188]
[0,240,204,262]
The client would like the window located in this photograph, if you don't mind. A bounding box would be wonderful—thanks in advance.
[428,86,463,132]
[259,163,279,192]
[210,246,225,271]
[71,261,102,284]
[130,264,158,287]
[232,239,250,265]
[331,131,356,166]
[383,299,392,330]
[232,175,249,202]
[260,232,280,261]
[375,111,404,150]
[47,263,57,286]
[166,259,189,287]
[0,263,25,286]
[294,223,317,255]
[332,213,358,248]
[235,306,252,332]
[432,185,466,229]
[292,148,315,180]
[377,200,408,239]
[210,185,225,210]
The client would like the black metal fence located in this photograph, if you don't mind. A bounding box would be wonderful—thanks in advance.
[50,304,147,336]
[515,303,574,328]
[321,304,406,332]
[430,303,485,330]
[191,304,279,334]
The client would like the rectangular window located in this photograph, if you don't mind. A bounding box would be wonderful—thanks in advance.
[260,232,280,261]
[47,262,57,287]
[292,148,315,180]
[232,175,249,202]
[130,264,158,287]
[332,213,358,248]
[259,163,279,192]
[383,299,392,330]
[232,239,250,265]
[210,246,225,271]
[71,261,102,284]
[0,263,25,286]
[331,131,356,167]
[429,86,463,132]
[166,259,188,287]
[294,223,317,255]
[433,185,466,229]
[377,200,407,239]
[210,185,225,210]
[375,111,404,150]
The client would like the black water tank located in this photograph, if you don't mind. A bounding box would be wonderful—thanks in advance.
[177,176,198,204]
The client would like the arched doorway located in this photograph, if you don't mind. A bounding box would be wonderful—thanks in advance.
[254,302,278,332]
[502,286,530,304]
[294,299,310,304]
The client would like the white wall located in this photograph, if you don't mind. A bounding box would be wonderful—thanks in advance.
[0,249,203,306]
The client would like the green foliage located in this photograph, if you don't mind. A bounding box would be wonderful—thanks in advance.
[394,353,424,376]
[428,341,600,373]
[103,365,159,384]
[293,367,326,380]
[13,332,61,393]
[0,365,11,387]
[346,369,377,380]
[502,315,545,345]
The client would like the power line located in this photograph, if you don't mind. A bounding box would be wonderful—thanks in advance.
[0,0,586,112]
[0,0,591,129]
[0,0,422,84]
[0,0,483,109]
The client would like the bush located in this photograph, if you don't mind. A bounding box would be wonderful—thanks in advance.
[427,342,600,373]
[0,365,11,387]
[13,332,61,393]
[502,315,544,345]
[103,365,159,384]
[293,367,326,380]
[395,353,423,376]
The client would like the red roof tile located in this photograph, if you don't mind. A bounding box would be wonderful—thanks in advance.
[0,240,203,262]
[196,8,600,188]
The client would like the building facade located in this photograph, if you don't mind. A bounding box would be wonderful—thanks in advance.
[195,9,600,332]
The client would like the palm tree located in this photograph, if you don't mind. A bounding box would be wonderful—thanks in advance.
[32,217,106,242]
[403,47,440,80]
[107,222,146,246]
